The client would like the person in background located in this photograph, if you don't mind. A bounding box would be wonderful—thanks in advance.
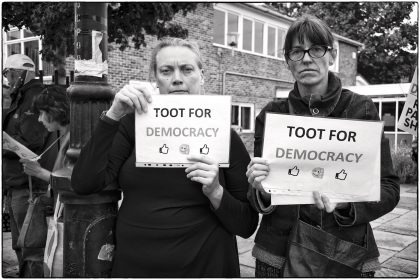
[71,38,258,277]
[2,54,58,277]
[246,15,400,277]
[20,85,71,200]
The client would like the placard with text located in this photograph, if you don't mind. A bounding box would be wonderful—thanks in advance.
[262,113,384,204]
[135,95,231,168]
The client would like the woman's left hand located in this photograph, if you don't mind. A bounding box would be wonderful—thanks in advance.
[313,191,349,213]
[185,155,223,208]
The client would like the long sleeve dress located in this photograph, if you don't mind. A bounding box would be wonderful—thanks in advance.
[71,113,258,277]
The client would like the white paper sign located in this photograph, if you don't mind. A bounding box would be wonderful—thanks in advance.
[261,114,383,205]
[135,95,231,168]
[397,68,418,136]
[2,131,38,160]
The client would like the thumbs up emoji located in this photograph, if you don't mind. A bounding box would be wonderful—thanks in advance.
[200,144,209,155]
[335,169,347,180]
[288,166,299,176]
[159,144,169,154]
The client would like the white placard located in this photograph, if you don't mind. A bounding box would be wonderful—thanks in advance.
[261,114,383,204]
[3,131,38,160]
[135,95,231,168]
[397,68,418,136]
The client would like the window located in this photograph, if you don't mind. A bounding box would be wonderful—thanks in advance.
[242,18,252,51]
[214,10,225,45]
[372,97,413,151]
[254,21,264,54]
[227,13,239,48]
[231,103,254,132]
[3,27,54,77]
[213,6,287,60]
[277,28,286,58]
[267,26,276,57]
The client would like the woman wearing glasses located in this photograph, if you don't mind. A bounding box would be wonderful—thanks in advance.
[246,15,399,277]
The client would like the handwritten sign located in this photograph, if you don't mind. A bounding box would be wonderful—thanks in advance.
[135,95,231,168]
[398,68,418,136]
[3,131,38,160]
[261,114,383,204]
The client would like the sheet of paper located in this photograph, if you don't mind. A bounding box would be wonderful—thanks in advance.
[261,114,383,204]
[397,67,418,136]
[135,95,231,168]
[3,131,38,159]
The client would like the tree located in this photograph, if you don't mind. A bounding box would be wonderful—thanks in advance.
[269,2,418,84]
[2,3,200,83]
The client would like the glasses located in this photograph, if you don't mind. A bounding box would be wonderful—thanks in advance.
[286,45,332,62]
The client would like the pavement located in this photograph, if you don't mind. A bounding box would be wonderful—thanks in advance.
[2,184,418,278]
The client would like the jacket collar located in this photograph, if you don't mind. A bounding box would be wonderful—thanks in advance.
[288,72,342,117]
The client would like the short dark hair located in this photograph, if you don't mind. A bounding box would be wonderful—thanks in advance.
[32,85,70,126]
[284,15,335,61]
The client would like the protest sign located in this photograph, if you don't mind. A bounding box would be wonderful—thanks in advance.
[135,95,231,167]
[261,114,383,204]
[3,131,38,160]
[397,68,418,135]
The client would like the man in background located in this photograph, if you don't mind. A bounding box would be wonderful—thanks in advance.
[2,54,57,277]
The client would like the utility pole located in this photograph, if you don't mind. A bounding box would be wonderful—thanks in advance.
[52,3,121,277]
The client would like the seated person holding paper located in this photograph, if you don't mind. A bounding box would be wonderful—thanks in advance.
[246,15,400,277]
[71,38,258,277]
[20,85,71,193]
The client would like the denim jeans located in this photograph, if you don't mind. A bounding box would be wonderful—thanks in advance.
[7,188,45,277]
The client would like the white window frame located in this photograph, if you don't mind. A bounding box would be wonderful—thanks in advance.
[372,97,411,151]
[213,4,288,61]
[231,102,255,132]
[3,26,52,81]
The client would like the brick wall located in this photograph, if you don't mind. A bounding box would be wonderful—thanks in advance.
[62,3,359,154]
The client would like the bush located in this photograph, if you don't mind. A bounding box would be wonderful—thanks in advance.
[391,143,418,184]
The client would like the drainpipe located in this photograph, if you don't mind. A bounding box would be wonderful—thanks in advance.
[52,3,121,277]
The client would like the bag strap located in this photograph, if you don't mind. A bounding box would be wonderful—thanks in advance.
[53,195,64,221]
[17,196,39,248]
[28,175,33,202]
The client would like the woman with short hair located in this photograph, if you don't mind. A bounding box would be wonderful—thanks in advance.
[71,38,258,277]
[246,15,400,277]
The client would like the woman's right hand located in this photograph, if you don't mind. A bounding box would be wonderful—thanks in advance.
[106,83,153,121]
[246,157,270,194]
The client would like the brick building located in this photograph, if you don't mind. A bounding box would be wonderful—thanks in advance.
[3,3,364,153]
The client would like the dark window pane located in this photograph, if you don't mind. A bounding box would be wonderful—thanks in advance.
[7,43,21,56]
[231,105,239,125]
[382,102,396,132]
[267,27,276,56]
[374,102,380,114]
[7,30,20,40]
[398,101,406,132]
[241,107,251,129]
[243,19,252,51]
[254,22,264,54]
[214,10,225,45]
[24,40,39,74]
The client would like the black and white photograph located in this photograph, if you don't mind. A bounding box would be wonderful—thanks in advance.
[1,2,418,278]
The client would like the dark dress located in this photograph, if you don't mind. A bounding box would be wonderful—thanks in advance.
[71,113,258,277]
